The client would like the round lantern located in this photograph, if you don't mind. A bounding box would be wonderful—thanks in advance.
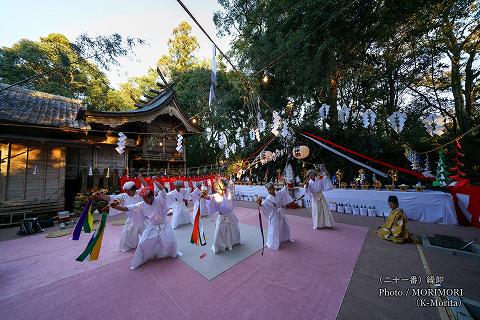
[293,146,310,159]
[262,150,273,161]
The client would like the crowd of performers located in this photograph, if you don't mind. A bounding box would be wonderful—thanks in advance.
[90,168,411,270]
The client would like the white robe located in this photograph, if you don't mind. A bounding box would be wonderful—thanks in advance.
[208,191,242,253]
[166,189,192,229]
[306,177,335,228]
[109,191,146,252]
[126,191,177,269]
[191,188,209,217]
[260,186,293,250]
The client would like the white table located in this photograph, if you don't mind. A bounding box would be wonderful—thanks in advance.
[323,189,457,225]
[234,185,304,200]
[234,185,458,225]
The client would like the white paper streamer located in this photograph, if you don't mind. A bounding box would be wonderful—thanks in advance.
[338,105,350,124]
[422,114,445,136]
[387,112,407,133]
[362,109,377,128]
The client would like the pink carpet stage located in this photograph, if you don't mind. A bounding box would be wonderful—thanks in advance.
[0,208,368,320]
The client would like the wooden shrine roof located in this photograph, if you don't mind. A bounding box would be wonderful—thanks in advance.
[0,83,89,130]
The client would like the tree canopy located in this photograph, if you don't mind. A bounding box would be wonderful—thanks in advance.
[0,33,143,109]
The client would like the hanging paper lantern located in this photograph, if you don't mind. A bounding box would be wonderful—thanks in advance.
[263,151,273,160]
[293,146,310,159]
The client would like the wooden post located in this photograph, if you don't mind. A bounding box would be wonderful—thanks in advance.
[103,168,109,189]
[93,168,99,189]
[23,146,29,200]
[0,144,8,202]
[112,168,119,190]
[80,167,88,193]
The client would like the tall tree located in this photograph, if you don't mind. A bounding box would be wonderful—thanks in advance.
[0,33,143,109]
[158,21,201,75]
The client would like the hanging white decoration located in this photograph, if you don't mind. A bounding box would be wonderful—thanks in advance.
[176,134,183,152]
[106,167,110,178]
[284,163,294,182]
[422,114,445,136]
[230,143,237,154]
[281,122,289,138]
[224,147,230,158]
[362,109,377,128]
[319,103,330,120]
[88,166,93,176]
[115,132,127,154]
[259,119,266,133]
[32,163,38,175]
[422,154,434,178]
[249,128,256,141]
[239,136,245,148]
[218,132,227,149]
[387,111,407,133]
[338,105,350,124]
[271,111,282,136]
[255,128,261,142]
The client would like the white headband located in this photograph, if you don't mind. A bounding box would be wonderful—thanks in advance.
[123,181,136,190]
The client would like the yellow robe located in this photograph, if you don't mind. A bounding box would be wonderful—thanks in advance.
[376,208,410,244]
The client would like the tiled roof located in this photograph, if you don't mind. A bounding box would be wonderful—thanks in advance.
[0,83,89,130]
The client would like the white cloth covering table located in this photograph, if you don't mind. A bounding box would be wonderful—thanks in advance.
[234,185,457,225]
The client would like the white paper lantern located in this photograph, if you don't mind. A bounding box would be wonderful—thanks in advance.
[293,145,310,159]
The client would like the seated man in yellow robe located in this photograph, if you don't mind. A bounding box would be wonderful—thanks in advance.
[376,196,411,244]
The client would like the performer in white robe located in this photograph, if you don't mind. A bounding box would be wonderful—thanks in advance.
[111,186,180,270]
[92,177,148,252]
[305,169,335,229]
[206,179,242,253]
[167,180,192,229]
[191,182,209,217]
[257,183,294,250]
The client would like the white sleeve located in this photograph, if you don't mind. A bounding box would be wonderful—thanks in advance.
[208,194,218,215]
[278,186,294,206]
[109,193,125,203]
[183,189,192,201]
[125,202,145,218]
[260,199,275,216]
[322,176,334,191]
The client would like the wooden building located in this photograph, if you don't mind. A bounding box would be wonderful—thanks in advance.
[0,80,202,225]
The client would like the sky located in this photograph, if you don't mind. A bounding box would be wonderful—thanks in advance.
[0,0,232,88]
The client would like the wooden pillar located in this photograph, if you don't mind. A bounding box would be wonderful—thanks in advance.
[93,168,99,189]
[112,169,119,190]
[0,144,9,202]
[103,168,109,189]
[22,146,29,200]
[80,167,88,193]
